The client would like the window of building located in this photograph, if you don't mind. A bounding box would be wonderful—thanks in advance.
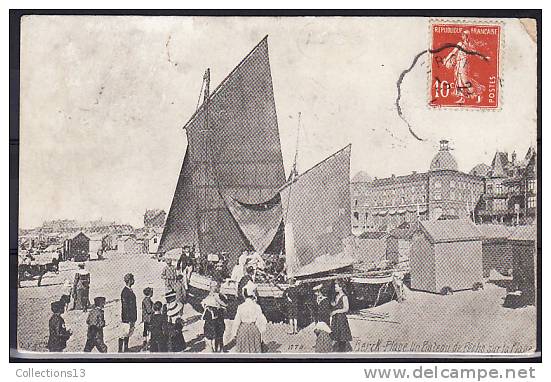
[528,179,536,192]
[353,212,359,220]
[494,199,506,211]
[434,191,441,201]
[401,196,406,205]
[153,238,158,244]
[354,200,358,207]
[495,184,503,195]
[421,195,427,203]
[486,184,493,194]
[528,196,536,208]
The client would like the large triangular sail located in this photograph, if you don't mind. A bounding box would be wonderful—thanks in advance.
[158,149,198,253]
[159,37,286,265]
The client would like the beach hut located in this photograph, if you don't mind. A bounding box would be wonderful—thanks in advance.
[88,233,106,255]
[410,219,483,294]
[63,232,90,262]
[509,224,537,305]
[117,235,142,254]
[387,221,417,264]
[478,224,514,277]
[146,231,162,254]
[344,231,388,267]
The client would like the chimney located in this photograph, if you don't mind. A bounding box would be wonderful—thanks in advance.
[439,139,449,151]
[511,151,517,164]
[412,171,417,175]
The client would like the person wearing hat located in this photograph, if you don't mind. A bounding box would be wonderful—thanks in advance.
[167,317,186,352]
[229,281,267,353]
[330,280,352,352]
[119,273,137,352]
[231,250,249,282]
[201,282,227,352]
[237,265,256,303]
[72,263,90,311]
[176,246,192,289]
[173,274,187,307]
[149,301,168,352]
[161,258,178,291]
[313,284,332,353]
[282,278,299,335]
[47,300,72,352]
[165,290,183,322]
[84,296,107,353]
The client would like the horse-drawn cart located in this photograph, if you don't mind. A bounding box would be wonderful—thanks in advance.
[18,251,60,287]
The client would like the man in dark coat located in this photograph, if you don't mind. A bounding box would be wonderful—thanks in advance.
[84,296,108,353]
[119,273,137,352]
[47,301,72,352]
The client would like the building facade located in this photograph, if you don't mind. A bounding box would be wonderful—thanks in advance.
[474,147,537,225]
[351,140,485,232]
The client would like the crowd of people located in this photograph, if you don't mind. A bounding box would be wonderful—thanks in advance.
[47,247,354,354]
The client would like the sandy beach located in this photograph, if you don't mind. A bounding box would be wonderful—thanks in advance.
[16,251,537,356]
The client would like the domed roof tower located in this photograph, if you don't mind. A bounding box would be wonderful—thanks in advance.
[351,170,372,183]
[430,140,458,172]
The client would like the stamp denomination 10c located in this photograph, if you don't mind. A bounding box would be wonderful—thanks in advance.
[430,23,501,109]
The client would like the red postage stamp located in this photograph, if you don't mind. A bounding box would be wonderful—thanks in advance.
[429,23,501,109]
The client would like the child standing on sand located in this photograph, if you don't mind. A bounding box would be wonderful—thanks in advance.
[201,282,227,352]
[141,287,154,351]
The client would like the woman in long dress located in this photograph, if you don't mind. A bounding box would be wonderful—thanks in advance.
[313,283,332,353]
[330,280,352,352]
[228,281,267,353]
[72,263,90,311]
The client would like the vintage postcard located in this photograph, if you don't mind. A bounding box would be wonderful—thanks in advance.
[12,14,539,359]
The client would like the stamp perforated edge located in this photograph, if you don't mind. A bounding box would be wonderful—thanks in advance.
[426,18,505,112]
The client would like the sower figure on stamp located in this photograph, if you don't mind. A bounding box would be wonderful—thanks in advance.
[48,301,72,352]
[119,273,137,352]
[84,297,107,353]
[443,29,489,104]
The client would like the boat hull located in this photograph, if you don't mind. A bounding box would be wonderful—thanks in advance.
[348,275,396,310]
[187,273,288,322]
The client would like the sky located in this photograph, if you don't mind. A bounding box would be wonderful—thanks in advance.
[19,16,537,228]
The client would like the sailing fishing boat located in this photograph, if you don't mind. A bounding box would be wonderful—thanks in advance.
[159,36,397,320]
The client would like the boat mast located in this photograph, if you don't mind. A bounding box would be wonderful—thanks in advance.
[197,68,211,256]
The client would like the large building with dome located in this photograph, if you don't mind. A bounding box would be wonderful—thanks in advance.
[350,140,485,232]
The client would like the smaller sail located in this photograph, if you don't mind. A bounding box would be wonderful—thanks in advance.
[280,144,353,278]
[221,192,283,255]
